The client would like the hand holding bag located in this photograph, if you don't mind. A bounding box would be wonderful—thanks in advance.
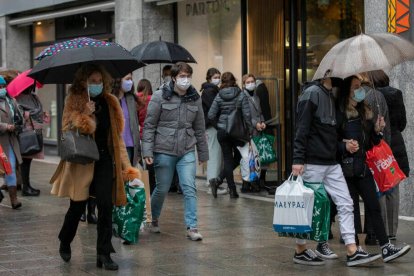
[60,129,99,164]
[18,117,43,156]
[273,174,314,234]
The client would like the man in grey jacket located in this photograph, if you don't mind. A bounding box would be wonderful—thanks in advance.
[142,62,208,241]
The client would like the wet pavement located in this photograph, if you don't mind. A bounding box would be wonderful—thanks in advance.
[0,160,414,275]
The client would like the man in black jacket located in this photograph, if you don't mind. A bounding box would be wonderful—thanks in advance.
[291,76,380,267]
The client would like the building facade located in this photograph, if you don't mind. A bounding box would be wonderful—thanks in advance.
[2,0,412,216]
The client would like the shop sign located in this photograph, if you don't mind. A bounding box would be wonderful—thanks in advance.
[185,0,231,16]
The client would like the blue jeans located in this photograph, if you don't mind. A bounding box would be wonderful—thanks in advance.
[5,146,17,187]
[151,151,197,229]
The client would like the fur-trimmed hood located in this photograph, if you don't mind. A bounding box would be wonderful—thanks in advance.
[345,102,373,120]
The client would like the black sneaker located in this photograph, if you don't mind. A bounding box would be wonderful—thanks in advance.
[315,242,338,259]
[382,243,411,263]
[293,249,325,266]
[209,178,222,198]
[346,246,382,267]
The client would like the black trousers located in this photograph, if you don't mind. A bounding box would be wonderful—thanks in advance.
[346,170,388,246]
[20,158,32,187]
[58,152,115,255]
[217,130,243,190]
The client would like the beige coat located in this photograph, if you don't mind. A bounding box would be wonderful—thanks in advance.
[50,92,140,206]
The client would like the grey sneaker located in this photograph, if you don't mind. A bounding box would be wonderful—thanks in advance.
[315,242,338,259]
[186,228,203,241]
[293,249,325,266]
[382,243,411,263]
[150,220,160,233]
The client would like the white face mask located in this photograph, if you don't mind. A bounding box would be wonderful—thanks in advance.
[245,83,256,91]
[176,77,192,91]
[121,79,133,92]
[163,76,172,83]
[211,78,220,86]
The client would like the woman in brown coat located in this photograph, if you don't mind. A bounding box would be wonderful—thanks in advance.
[50,64,140,270]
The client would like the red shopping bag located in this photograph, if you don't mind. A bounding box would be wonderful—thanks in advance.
[0,145,12,175]
[366,140,406,192]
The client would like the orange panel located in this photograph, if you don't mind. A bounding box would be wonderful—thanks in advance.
[396,0,410,20]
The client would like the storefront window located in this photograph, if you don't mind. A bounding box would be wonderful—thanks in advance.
[33,23,57,142]
[305,0,364,80]
[177,0,242,89]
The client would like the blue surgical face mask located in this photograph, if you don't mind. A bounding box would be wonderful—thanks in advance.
[0,88,7,98]
[352,87,366,102]
[88,83,103,97]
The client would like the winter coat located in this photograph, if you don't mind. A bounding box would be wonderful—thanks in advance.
[119,92,141,166]
[255,80,272,122]
[243,89,264,137]
[15,92,50,159]
[201,82,219,128]
[142,82,209,162]
[363,85,391,144]
[336,103,381,177]
[377,85,410,176]
[293,82,338,165]
[0,95,23,171]
[50,92,140,206]
[208,86,253,134]
[137,92,151,139]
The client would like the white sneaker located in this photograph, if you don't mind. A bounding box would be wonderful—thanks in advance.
[186,228,203,241]
[207,187,228,195]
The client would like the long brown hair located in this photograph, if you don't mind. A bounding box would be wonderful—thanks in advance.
[220,72,238,89]
[137,79,153,108]
[70,64,112,96]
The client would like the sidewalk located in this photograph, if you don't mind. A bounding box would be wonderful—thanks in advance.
[0,160,413,275]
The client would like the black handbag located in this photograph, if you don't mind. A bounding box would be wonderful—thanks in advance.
[341,156,354,177]
[18,117,43,156]
[226,94,250,143]
[60,129,99,164]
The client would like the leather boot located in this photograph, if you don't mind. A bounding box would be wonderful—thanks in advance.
[229,187,239,199]
[8,186,22,209]
[97,254,118,270]
[22,183,40,196]
[87,197,98,224]
[80,212,86,222]
[0,189,3,203]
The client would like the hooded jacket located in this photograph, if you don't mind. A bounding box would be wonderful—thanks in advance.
[207,86,253,134]
[293,82,337,165]
[142,81,209,162]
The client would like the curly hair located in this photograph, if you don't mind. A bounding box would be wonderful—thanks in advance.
[70,64,113,96]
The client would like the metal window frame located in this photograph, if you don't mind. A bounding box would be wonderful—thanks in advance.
[8,1,115,27]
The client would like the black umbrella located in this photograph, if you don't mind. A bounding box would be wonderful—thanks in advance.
[28,37,144,84]
[130,40,197,64]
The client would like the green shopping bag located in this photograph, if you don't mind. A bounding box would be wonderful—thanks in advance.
[252,133,277,165]
[112,183,146,244]
[278,182,330,242]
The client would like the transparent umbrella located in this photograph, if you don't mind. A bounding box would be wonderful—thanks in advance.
[312,33,414,80]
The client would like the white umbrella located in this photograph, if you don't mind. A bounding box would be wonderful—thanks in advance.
[312,33,414,80]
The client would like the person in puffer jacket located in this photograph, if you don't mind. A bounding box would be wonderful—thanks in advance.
[142,62,208,241]
[208,72,253,199]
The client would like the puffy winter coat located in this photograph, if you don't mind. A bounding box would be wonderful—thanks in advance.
[142,82,209,162]
[207,86,253,134]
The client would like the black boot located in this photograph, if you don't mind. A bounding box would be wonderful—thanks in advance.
[0,189,3,203]
[22,184,40,196]
[229,187,239,198]
[21,159,39,196]
[87,197,98,224]
[97,254,118,270]
[59,242,71,262]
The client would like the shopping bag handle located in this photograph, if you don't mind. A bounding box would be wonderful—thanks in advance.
[287,173,303,185]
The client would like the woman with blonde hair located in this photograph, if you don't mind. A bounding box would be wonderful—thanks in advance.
[50,64,140,270]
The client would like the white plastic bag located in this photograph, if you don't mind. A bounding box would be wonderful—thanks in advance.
[273,174,314,234]
[238,140,261,182]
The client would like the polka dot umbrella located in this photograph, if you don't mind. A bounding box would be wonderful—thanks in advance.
[29,37,144,84]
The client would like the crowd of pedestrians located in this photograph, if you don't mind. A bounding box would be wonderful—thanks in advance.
[0,58,411,271]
